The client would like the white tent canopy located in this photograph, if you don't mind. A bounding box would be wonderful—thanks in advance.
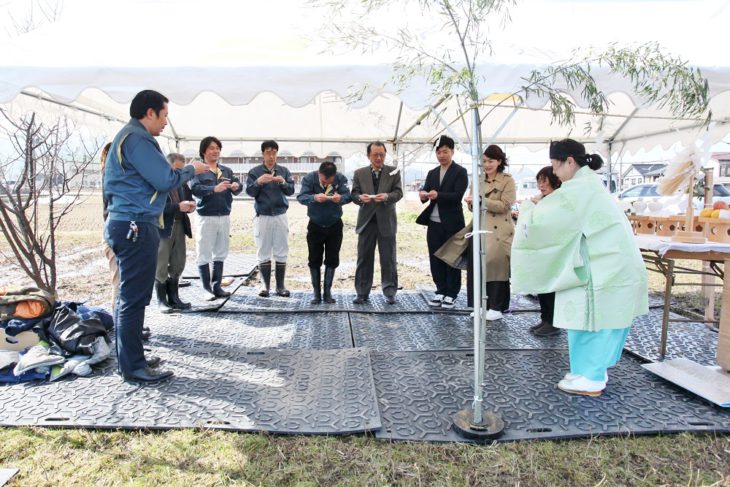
[1,0,730,160]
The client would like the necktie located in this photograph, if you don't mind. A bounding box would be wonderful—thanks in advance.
[372,170,380,192]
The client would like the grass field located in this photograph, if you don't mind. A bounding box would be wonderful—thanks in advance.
[1,195,729,486]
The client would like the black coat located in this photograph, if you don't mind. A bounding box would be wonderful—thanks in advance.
[160,184,193,239]
[416,162,468,234]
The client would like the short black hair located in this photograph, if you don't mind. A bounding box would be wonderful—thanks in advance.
[483,144,508,173]
[129,90,169,119]
[433,135,455,151]
[318,161,337,178]
[536,165,561,190]
[199,136,222,159]
[366,141,386,156]
[261,140,279,152]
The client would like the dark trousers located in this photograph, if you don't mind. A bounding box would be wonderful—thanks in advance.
[426,220,461,298]
[466,240,510,311]
[307,219,343,268]
[105,220,158,374]
[355,219,398,297]
[486,281,510,312]
[538,292,555,324]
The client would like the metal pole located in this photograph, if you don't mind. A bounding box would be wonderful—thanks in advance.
[470,107,484,424]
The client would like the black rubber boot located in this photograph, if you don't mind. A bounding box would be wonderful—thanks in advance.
[258,261,272,297]
[309,266,321,304]
[275,261,290,297]
[323,266,336,304]
[167,278,191,310]
[155,280,173,313]
[212,261,231,298]
[198,264,216,301]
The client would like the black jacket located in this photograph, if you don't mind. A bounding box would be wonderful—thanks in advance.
[160,184,194,239]
[416,162,468,234]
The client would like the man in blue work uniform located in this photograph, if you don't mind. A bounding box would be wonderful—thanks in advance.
[104,90,206,383]
[245,140,295,297]
[297,161,351,304]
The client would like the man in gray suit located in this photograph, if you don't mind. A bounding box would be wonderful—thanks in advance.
[351,141,403,304]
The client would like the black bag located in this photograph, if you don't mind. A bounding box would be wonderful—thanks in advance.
[41,304,109,357]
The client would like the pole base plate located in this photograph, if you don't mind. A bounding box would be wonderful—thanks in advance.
[451,408,505,440]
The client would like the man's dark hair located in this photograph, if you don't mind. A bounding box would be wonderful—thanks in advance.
[433,135,455,151]
[199,136,222,159]
[129,90,169,119]
[366,141,387,156]
[261,140,279,152]
[319,161,337,178]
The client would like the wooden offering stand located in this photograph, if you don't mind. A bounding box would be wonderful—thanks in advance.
[671,172,706,244]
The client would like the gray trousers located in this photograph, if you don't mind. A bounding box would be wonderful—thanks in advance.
[355,219,398,297]
[156,220,187,282]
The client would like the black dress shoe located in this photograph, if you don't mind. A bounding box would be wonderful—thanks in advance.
[386,295,396,305]
[352,295,369,305]
[146,356,161,368]
[122,366,173,383]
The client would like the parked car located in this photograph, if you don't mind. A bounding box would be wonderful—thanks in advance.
[617,183,730,208]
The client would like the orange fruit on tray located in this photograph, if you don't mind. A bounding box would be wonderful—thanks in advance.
[713,201,729,210]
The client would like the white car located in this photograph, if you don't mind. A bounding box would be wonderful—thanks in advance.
[617,183,730,209]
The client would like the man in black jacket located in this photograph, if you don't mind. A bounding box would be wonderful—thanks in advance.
[416,135,468,309]
[155,153,197,312]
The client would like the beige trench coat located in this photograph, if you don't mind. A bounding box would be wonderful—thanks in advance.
[481,172,516,282]
[434,172,516,281]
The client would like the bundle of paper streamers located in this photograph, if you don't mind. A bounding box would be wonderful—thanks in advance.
[657,147,702,196]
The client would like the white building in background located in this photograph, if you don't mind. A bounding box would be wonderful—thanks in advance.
[620,163,667,189]
[707,152,730,188]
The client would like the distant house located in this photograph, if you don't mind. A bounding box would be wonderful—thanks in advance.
[621,163,667,188]
[709,152,730,188]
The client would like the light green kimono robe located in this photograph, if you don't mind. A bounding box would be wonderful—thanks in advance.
[511,166,648,331]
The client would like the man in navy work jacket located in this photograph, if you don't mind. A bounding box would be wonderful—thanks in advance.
[104,89,206,383]
[416,135,468,309]
[297,161,352,304]
[245,140,295,297]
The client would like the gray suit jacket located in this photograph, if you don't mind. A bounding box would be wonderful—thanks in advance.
[351,164,403,237]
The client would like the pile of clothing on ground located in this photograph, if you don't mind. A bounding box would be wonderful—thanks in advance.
[0,286,113,383]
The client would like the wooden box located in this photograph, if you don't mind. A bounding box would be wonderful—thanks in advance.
[655,216,683,237]
[700,217,730,244]
[634,215,656,235]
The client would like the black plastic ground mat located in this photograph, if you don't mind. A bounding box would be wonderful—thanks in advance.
[350,312,566,352]
[416,285,539,312]
[371,350,730,443]
[181,253,258,279]
[624,309,719,366]
[147,311,353,351]
[0,347,381,434]
[172,277,244,312]
[221,289,438,313]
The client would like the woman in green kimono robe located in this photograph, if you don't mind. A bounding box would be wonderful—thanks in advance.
[511,139,648,396]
